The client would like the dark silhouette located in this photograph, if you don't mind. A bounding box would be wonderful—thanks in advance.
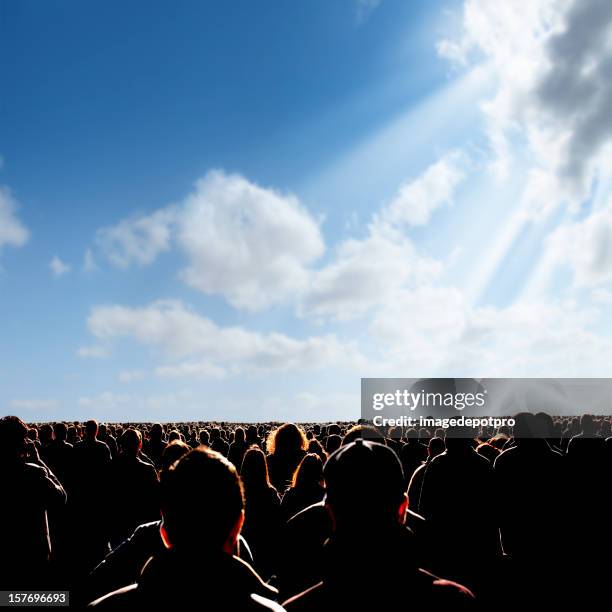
[89,447,283,610]
[283,440,474,610]
[0,416,66,589]
[280,453,324,521]
[266,424,308,494]
[240,446,282,579]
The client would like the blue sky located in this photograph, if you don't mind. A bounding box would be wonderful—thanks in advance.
[2,0,612,422]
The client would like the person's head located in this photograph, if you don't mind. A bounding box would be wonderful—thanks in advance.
[67,426,78,444]
[535,412,554,438]
[292,453,323,489]
[266,423,308,456]
[54,422,68,442]
[234,427,245,445]
[150,423,163,441]
[160,447,244,555]
[307,438,327,462]
[246,425,258,443]
[328,424,341,437]
[198,429,210,446]
[120,428,142,457]
[342,425,384,446]
[160,440,191,473]
[325,434,342,455]
[85,419,99,440]
[39,424,54,445]
[99,423,107,438]
[441,425,476,451]
[512,412,536,439]
[405,428,418,441]
[580,414,595,436]
[168,429,181,443]
[0,416,29,459]
[427,436,445,458]
[323,440,407,534]
[241,446,271,489]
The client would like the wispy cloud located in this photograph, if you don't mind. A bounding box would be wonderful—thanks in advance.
[0,187,29,253]
[49,255,71,277]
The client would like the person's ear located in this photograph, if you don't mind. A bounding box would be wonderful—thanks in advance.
[398,493,408,525]
[160,520,173,549]
[223,510,245,555]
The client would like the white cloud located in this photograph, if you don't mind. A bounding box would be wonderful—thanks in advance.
[86,299,363,376]
[301,155,462,321]
[49,255,71,277]
[0,187,29,252]
[302,225,441,320]
[177,172,324,310]
[545,204,612,286]
[381,151,466,227]
[369,288,610,377]
[95,171,324,311]
[439,0,612,213]
[96,207,176,268]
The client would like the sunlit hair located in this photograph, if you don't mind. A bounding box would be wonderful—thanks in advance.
[241,445,272,490]
[266,423,308,456]
[307,438,327,462]
[292,453,323,489]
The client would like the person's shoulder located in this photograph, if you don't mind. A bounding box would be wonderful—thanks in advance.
[417,568,475,603]
[23,460,59,484]
[87,583,138,609]
[282,581,324,611]
[425,450,447,469]
[493,443,518,467]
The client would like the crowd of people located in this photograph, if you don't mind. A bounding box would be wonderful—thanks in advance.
[1,412,611,609]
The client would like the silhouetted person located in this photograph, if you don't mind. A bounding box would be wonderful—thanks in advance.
[283,440,473,610]
[0,416,66,589]
[324,434,341,456]
[419,426,498,593]
[280,454,324,522]
[407,436,445,513]
[98,424,118,460]
[241,446,282,579]
[89,447,283,610]
[267,424,308,494]
[73,419,113,571]
[210,426,229,457]
[143,423,166,469]
[400,428,427,486]
[564,413,609,603]
[111,429,159,545]
[492,412,564,607]
[229,427,248,471]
